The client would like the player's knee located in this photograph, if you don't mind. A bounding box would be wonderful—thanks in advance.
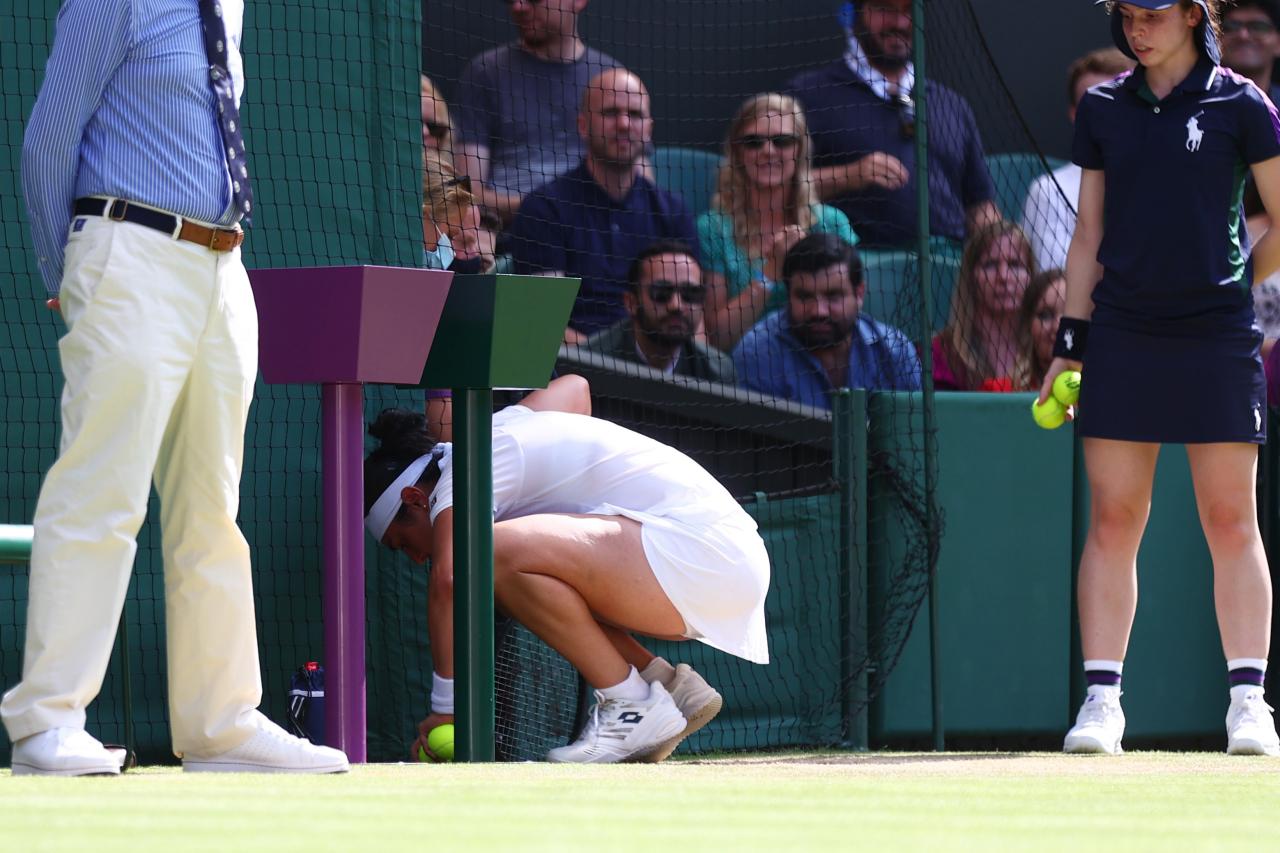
[1200,502,1259,555]
[1090,497,1148,550]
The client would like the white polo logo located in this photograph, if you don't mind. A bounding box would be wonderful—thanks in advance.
[1255,404,1263,434]
[1186,112,1205,152]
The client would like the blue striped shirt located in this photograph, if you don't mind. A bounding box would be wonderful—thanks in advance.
[22,0,245,294]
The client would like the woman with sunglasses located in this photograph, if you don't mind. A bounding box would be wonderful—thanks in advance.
[697,93,860,352]
[364,386,768,764]
[1043,0,1280,757]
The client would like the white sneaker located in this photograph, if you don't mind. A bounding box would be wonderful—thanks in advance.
[1064,688,1125,755]
[546,680,686,764]
[10,728,122,776]
[183,712,349,773]
[640,663,723,763]
[1226,690,1280,756]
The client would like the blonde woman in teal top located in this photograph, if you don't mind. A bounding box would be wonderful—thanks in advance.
[697,93,859,351]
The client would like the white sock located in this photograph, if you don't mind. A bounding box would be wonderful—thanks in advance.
[1083,659,1123,697]
[1228,658,1268,702]
[599,666,650,701]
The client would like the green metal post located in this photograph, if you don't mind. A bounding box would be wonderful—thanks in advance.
[911,0,944,752]
[833,389,869,750]
[453,388,496,762]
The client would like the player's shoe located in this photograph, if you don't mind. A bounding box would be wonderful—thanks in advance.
[1226,689,1280,756]
[639,663,723,763]
[1063,687,1125,755]
[183,711,350,773]
[10,727,122,776]
[546,681,686,764]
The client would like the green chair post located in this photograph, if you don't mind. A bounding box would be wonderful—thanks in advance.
[416,273,579,762]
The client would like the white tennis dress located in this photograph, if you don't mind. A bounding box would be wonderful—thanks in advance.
[428,406,770,664]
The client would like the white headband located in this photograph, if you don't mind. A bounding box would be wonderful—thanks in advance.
[365,448,442,543]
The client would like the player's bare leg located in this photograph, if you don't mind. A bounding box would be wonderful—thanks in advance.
[492,513,686,762]
[1186,442,1279,756]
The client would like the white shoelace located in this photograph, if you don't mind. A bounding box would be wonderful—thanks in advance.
[1232,696,1276,730]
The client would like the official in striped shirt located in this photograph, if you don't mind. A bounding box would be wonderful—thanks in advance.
[2,0,348,776]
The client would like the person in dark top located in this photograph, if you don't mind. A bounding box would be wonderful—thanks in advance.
[505,68,699,342]
[785,0,999,247]
[1044,0,1280,759]
[584,240,735,382]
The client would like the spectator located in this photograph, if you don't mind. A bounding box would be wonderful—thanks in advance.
[584,240,735,382]
[1021,49,1134,273]
[420,74,453,157]
[933,222,1036,392]
[698,93,860,352]
[422,149,474,270]
[505,68,699,343]
[454,0,620,222]
[1012,268,1067,392]
[1221,0,1280,104]
[732,232,920,408]
[446,208,501,277]
[786,0,999,247]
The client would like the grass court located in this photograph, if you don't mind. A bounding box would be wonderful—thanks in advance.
[4,751,1278,851]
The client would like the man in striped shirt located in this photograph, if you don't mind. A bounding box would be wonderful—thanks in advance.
[3,0,348,775]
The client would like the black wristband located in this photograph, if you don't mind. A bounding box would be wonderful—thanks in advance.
[1053,317,1090,360]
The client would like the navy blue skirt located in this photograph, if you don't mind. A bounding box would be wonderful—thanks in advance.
[1077,323,1266,444]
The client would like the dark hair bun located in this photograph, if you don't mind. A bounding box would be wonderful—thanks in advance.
[369,408,429,450]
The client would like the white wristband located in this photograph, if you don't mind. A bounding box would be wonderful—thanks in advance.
[431,672,454,715]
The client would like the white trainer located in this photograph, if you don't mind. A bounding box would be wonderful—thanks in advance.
[546,680,686,764]
[1064,687,1125,755]
[10,727,122,777]
[183,712,349,773]
[641,663,723,763]
[1226,689,1280,756]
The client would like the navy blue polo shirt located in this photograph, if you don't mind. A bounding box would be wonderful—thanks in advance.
[786,61,994,247]
[1073,58,1280,335]
[504,162,700,335]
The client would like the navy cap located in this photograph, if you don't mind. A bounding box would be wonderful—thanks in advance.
[1096,0,1221,64]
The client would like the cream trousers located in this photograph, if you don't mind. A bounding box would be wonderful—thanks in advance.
[1,215,263,757]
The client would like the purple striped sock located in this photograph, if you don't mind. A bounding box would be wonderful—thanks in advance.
[1229,667,1265,688]
[1086,669,1122,688]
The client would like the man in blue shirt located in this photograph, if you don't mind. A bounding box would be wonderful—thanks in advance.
[3,0,347,776]
[786,0,999,247]
[505,68,699,342]
[733,233,921,408]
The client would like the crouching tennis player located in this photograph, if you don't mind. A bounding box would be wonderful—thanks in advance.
[363,377,770,763]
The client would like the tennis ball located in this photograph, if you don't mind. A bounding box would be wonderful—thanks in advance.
[1052,370,1082,407]
[423,723,454,762]
[1031,396,1066,430]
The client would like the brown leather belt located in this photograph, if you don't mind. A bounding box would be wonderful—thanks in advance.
[73,197,244,252]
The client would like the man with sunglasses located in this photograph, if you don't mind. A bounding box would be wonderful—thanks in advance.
[584,240,735,382]
[454,0,620,223]
[785,0,999,248]
[732,233,920,408]
[1221,1,1280,105]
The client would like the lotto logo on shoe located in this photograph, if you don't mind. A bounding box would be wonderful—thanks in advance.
[618,711,644,725]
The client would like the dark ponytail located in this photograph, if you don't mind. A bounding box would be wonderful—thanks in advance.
[364,408,440,515]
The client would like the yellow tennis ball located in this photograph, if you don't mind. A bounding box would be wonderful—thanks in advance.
[425,723,454,762]
[1031,396,1066,430]
[1052,370,1082,407]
